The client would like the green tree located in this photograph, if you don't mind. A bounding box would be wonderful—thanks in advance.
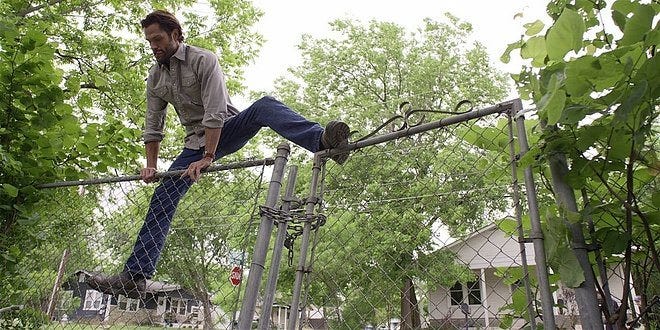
[0,0,263,315]
[270,16,510,328]
[503,0,658,327]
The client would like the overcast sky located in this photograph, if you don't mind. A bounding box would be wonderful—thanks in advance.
[233,0,549,108]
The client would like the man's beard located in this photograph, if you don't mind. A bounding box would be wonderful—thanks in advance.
[156,48,175,64]
[156,39,178,64]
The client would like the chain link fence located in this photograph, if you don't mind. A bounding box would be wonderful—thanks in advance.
[286,101,545,330]
[4,160,275,329]
[2,99,650,329]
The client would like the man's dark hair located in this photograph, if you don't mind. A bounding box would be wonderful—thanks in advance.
[141,10,184,42]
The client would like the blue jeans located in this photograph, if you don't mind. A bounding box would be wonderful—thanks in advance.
[124,96,323,277]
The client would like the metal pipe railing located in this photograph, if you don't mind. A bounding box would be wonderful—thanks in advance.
[37,158,275,188]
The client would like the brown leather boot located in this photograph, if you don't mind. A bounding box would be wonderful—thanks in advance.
[321,120,350,164]
[87,271,146,299]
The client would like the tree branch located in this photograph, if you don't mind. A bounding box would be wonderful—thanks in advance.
[18,0,64,17]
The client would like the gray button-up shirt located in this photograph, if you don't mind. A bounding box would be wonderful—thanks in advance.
[143,43,239,149]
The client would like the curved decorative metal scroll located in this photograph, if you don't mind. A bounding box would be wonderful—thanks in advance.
[355,99,474,142]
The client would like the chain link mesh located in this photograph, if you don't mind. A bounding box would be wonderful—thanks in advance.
[292,112,536,330]
[4,104,651,329]
[6,161,271,329]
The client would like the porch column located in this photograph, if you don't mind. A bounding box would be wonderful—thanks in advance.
[480,268,490,328]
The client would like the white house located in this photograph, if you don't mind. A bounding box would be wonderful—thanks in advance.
[426,224,636,329]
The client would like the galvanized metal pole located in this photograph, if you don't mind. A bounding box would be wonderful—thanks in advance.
[37,159,276,188]
[287,154,323,330]
[513,105,557,330]
[319,100,518,160]
[259,166,298,330]
[546,129,603,328]
[239,143,290,329]
[506,109,537,330]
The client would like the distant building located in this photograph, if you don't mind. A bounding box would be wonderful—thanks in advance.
[427,224,636,328]
[59,270,205,328]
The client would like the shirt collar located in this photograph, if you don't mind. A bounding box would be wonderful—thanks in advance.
[157,43,187,69]
[172,43,187,62]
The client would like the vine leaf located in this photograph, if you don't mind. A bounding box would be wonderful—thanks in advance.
[539,73,566,125]
[619,4,655,46]
[546,8,585,60]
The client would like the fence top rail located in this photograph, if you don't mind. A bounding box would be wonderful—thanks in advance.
[37,158,276,189]
[318,99,517,159]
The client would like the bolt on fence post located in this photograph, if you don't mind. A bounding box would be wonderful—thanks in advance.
[507,108,537,330]
[514,104,557,330]
[259,165,298,330]
[287,154,323,330]
[545,127,603,328]
[239,143,290,329]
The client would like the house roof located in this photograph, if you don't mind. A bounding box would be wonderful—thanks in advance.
[442,223,498,250]
[438,222,536,269]
[72,270,185,293]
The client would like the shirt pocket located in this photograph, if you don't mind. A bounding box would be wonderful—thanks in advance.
[152,85,169,98]
[181,75,203,105]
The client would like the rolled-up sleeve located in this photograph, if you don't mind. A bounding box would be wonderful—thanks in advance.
[195,53,230,129]
[143,74,168,143]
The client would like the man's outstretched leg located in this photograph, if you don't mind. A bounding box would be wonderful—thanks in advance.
[87,149,202,298]
[216,96,350,164]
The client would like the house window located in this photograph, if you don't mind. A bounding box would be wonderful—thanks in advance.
[118,295,141,312]
[83,290,103,310]
[449,281,482,306]
[467,281,482,305]
[450,282,463,306]
[171,298,187,315]
[190,306,200,320]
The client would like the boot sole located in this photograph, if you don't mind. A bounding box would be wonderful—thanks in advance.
[324,121,350,164]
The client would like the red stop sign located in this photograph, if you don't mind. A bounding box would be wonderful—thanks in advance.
[229,266,242,286]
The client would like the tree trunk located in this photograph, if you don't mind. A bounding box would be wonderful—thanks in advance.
[400,276,420,330]
[547,151,603,328]
[201,291,213,330]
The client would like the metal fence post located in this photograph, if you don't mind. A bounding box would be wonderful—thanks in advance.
[239,143,291,329]
[259,166,298,330]
[545,129,603,328]
[512,101,557,329]
[513,105,557,330]
[506,109,537,330]
[287,154,323,330]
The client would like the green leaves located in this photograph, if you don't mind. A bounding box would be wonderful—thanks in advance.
[520,36,547,67]
[2,184,19,198]
[618,4,655,46]
[615,79,648,120]
[524,20,545,36]
[546,8,585,61]
[508,0,659,322]
[544,211,586,288]
[538,73,566,125]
